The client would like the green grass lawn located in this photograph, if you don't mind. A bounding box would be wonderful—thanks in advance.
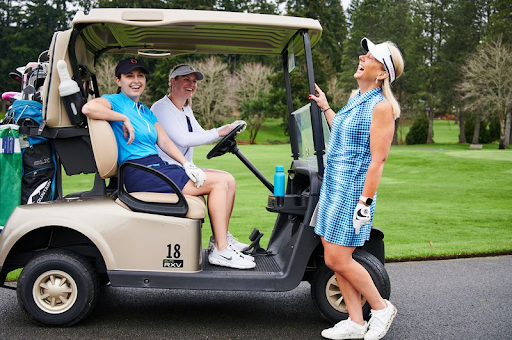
[375,144,512,259]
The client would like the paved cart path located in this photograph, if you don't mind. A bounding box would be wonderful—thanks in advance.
[0,255,511,339]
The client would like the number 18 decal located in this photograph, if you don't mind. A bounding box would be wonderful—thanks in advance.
[167,244,181,258]
[163,244,184,268]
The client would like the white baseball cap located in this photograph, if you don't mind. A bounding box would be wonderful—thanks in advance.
[361,37,396,83]
[169,64,204,80]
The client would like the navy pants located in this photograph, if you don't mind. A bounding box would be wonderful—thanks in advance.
[123,155,190,193]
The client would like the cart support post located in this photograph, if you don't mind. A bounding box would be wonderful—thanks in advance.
[302,30,325,178]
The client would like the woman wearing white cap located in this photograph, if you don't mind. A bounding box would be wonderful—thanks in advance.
[151,64,253,269]
[309,38,404,340]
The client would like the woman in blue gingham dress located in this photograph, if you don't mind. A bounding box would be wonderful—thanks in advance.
[310,38,404,340]
[314,88,384,246]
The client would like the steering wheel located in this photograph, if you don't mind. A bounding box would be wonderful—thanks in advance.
[206,123,246,159]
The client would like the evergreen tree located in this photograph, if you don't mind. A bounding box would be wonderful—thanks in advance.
[486,0,512,45]
[5,0,77,89]
[411,0,452,143]
[340,0,385,89]
[286,0,347,73]
[439,0,488,143]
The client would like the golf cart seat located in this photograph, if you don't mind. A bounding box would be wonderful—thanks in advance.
[88,117,206,219]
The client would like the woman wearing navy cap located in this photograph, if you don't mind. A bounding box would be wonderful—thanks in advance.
[83,58,255,270]
[309,39,404,340]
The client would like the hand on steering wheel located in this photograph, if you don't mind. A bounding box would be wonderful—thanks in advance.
[230,120,247,133]
[206,122,246,159]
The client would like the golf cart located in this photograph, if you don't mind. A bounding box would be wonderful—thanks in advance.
[0,9,390,326]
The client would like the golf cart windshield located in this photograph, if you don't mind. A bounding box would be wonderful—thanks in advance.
[292,104,330,170]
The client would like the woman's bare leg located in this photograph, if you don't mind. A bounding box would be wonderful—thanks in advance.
[182,172,231,251]
[334,272,365,324]
[203,169,236,226]
[321,238,387,325]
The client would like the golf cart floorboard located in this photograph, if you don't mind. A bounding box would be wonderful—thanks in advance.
[108,251,286,291]
[201,250,281,273]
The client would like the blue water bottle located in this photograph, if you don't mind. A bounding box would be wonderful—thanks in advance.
[274,165,285,197]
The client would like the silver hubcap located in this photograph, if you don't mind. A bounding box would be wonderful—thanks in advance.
[325,274,366,313]
[32,270,78,314]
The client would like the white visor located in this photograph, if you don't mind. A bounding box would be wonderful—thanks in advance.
[361,37,396,83]
[169,64,204,81]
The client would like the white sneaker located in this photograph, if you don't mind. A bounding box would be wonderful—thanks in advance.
[209,233,252,256]
[227,231,250,252]
[208,236,254,262]
[321,318,368,339]
[364,300,397,340]
[208,244,256,269]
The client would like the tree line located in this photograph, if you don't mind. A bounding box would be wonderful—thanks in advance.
[1,0,510,147]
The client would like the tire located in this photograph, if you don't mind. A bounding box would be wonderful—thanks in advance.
[17,249,100,326]
[311,249,390,324]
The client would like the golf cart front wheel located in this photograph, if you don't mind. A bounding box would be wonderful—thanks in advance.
[17,249,99,326]
[311,249,390,324]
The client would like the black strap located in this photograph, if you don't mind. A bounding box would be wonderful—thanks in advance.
[186,115,193,132]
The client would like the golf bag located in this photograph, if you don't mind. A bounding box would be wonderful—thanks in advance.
[4,100,57,204]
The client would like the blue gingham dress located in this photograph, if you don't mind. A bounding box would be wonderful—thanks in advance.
[314,87,386,246]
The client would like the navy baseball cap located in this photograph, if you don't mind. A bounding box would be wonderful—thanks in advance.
[115,58,150,77]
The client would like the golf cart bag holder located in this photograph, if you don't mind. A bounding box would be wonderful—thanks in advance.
[4,100,58,204]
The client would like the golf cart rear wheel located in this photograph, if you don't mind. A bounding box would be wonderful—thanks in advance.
[17,249,99,326]
[311,249,390,324]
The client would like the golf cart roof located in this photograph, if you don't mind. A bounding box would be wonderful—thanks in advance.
[72,8,322,57]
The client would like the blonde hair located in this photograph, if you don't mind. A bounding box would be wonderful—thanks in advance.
[381,41,404,119]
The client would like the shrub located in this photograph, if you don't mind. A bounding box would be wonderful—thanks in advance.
[406,114,429,144]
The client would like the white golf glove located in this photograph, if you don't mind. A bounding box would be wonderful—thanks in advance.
[183,162,206,188]
[352,203,371,235]
[230,120,247,133]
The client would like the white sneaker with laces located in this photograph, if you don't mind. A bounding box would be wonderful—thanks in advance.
[208,244,255,269]
[209,233,253,260]
[321,317,368,340]
[364,300,397,340]
[208,237,254,262]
